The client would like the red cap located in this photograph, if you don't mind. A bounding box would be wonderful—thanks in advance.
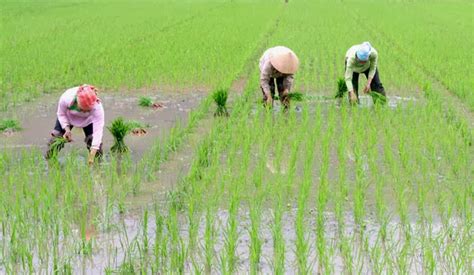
[77,85,98,110]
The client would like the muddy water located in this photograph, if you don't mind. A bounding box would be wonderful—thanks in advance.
[58,206,459,274]
[0,91,205,160]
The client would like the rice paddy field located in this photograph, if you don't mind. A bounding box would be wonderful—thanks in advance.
[1,0,473,274]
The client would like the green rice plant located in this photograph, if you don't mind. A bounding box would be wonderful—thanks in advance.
[271,192,285,274]
[288,92,304,102]
[108,117,133,154]
[335,77,348,98]
[222,186,240,274]
[138,96,153,107]
[370,92,387,105]
[204,206,216,274]
[0,119,21,132]
[249,197,262,274]
[212,88,229,117]
[48,137,68,159]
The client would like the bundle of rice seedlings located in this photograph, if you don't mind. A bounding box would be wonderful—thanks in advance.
[335,77,348,98]
[212,88,229,117]
[0,119,22,132]
[48,137,68,159]
[138,96,153,107]
[288,92,304,102]
[108,117,133,153]
[370,92,387,105]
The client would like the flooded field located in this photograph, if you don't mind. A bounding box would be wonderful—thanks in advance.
[1,0,473,273]
[1,91,205,159]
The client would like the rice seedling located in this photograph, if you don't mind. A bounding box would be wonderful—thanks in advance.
[370,92,387,105]
[138,96,153,107]
[108,117,133,154]
[287,91,304,102]
[335,77,348,99]
[47,137,68,159]
[212,88,229,117]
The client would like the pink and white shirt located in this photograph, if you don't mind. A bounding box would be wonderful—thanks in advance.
[57,87,104,150]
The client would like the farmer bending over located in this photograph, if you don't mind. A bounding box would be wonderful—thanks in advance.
[344,42,386,104]
[45,85,104,165]
[259,46,299,109]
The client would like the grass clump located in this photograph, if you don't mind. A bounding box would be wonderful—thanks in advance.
[0,119,22,132]
[138,96,153,107]
[108,117,133,153]
[335,77,348,99]
[212,88,229,117]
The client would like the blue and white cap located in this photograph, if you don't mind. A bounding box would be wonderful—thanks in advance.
[356,42,372,61]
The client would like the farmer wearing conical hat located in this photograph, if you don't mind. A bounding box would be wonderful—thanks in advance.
[344,42,386,104]
[259,46,299,108]
[45,85,104,165]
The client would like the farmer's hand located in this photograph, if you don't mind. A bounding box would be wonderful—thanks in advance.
[63,127,72,142]
[349,90,358,104]
[363,84,371,94]
[364,78,373,94]
[88,149,97,166]
[265,95,273,107]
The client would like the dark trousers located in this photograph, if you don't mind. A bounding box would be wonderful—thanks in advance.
[345,61,386,101]
[260,77,289,107]
[45,119,103,159]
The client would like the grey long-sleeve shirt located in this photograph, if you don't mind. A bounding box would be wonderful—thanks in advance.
[259,47,294,95]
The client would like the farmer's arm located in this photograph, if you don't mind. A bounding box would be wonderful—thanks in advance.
[57,94,70,130]
[345,62,355,92]
[367,51,378,85]
[88,105,104,163]
[260,62,273,97]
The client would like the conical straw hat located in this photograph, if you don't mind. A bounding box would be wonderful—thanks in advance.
[269,46,299,74]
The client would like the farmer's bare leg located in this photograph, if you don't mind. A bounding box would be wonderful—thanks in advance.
[83,123,103,159]
[45,119,70,159]
[276,77,289,109]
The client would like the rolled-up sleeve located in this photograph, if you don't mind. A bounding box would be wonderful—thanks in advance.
[368,51,378,79]
[57,95,70,129]
[91,104,105,150]
[345,61,355,92]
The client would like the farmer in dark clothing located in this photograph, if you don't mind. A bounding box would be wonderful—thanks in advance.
[259,46,299,109]
[344,42,386,104]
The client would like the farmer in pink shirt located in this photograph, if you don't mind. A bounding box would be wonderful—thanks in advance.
[45,85,104,164]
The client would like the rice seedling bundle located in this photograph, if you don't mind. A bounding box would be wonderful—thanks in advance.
[138,96,153,107]
[108,117,133,153]
[212,88,229,117]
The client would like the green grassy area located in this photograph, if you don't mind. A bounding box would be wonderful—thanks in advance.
[0,0,472,273]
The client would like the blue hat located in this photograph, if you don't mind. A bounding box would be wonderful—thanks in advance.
[356,42,372,61]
